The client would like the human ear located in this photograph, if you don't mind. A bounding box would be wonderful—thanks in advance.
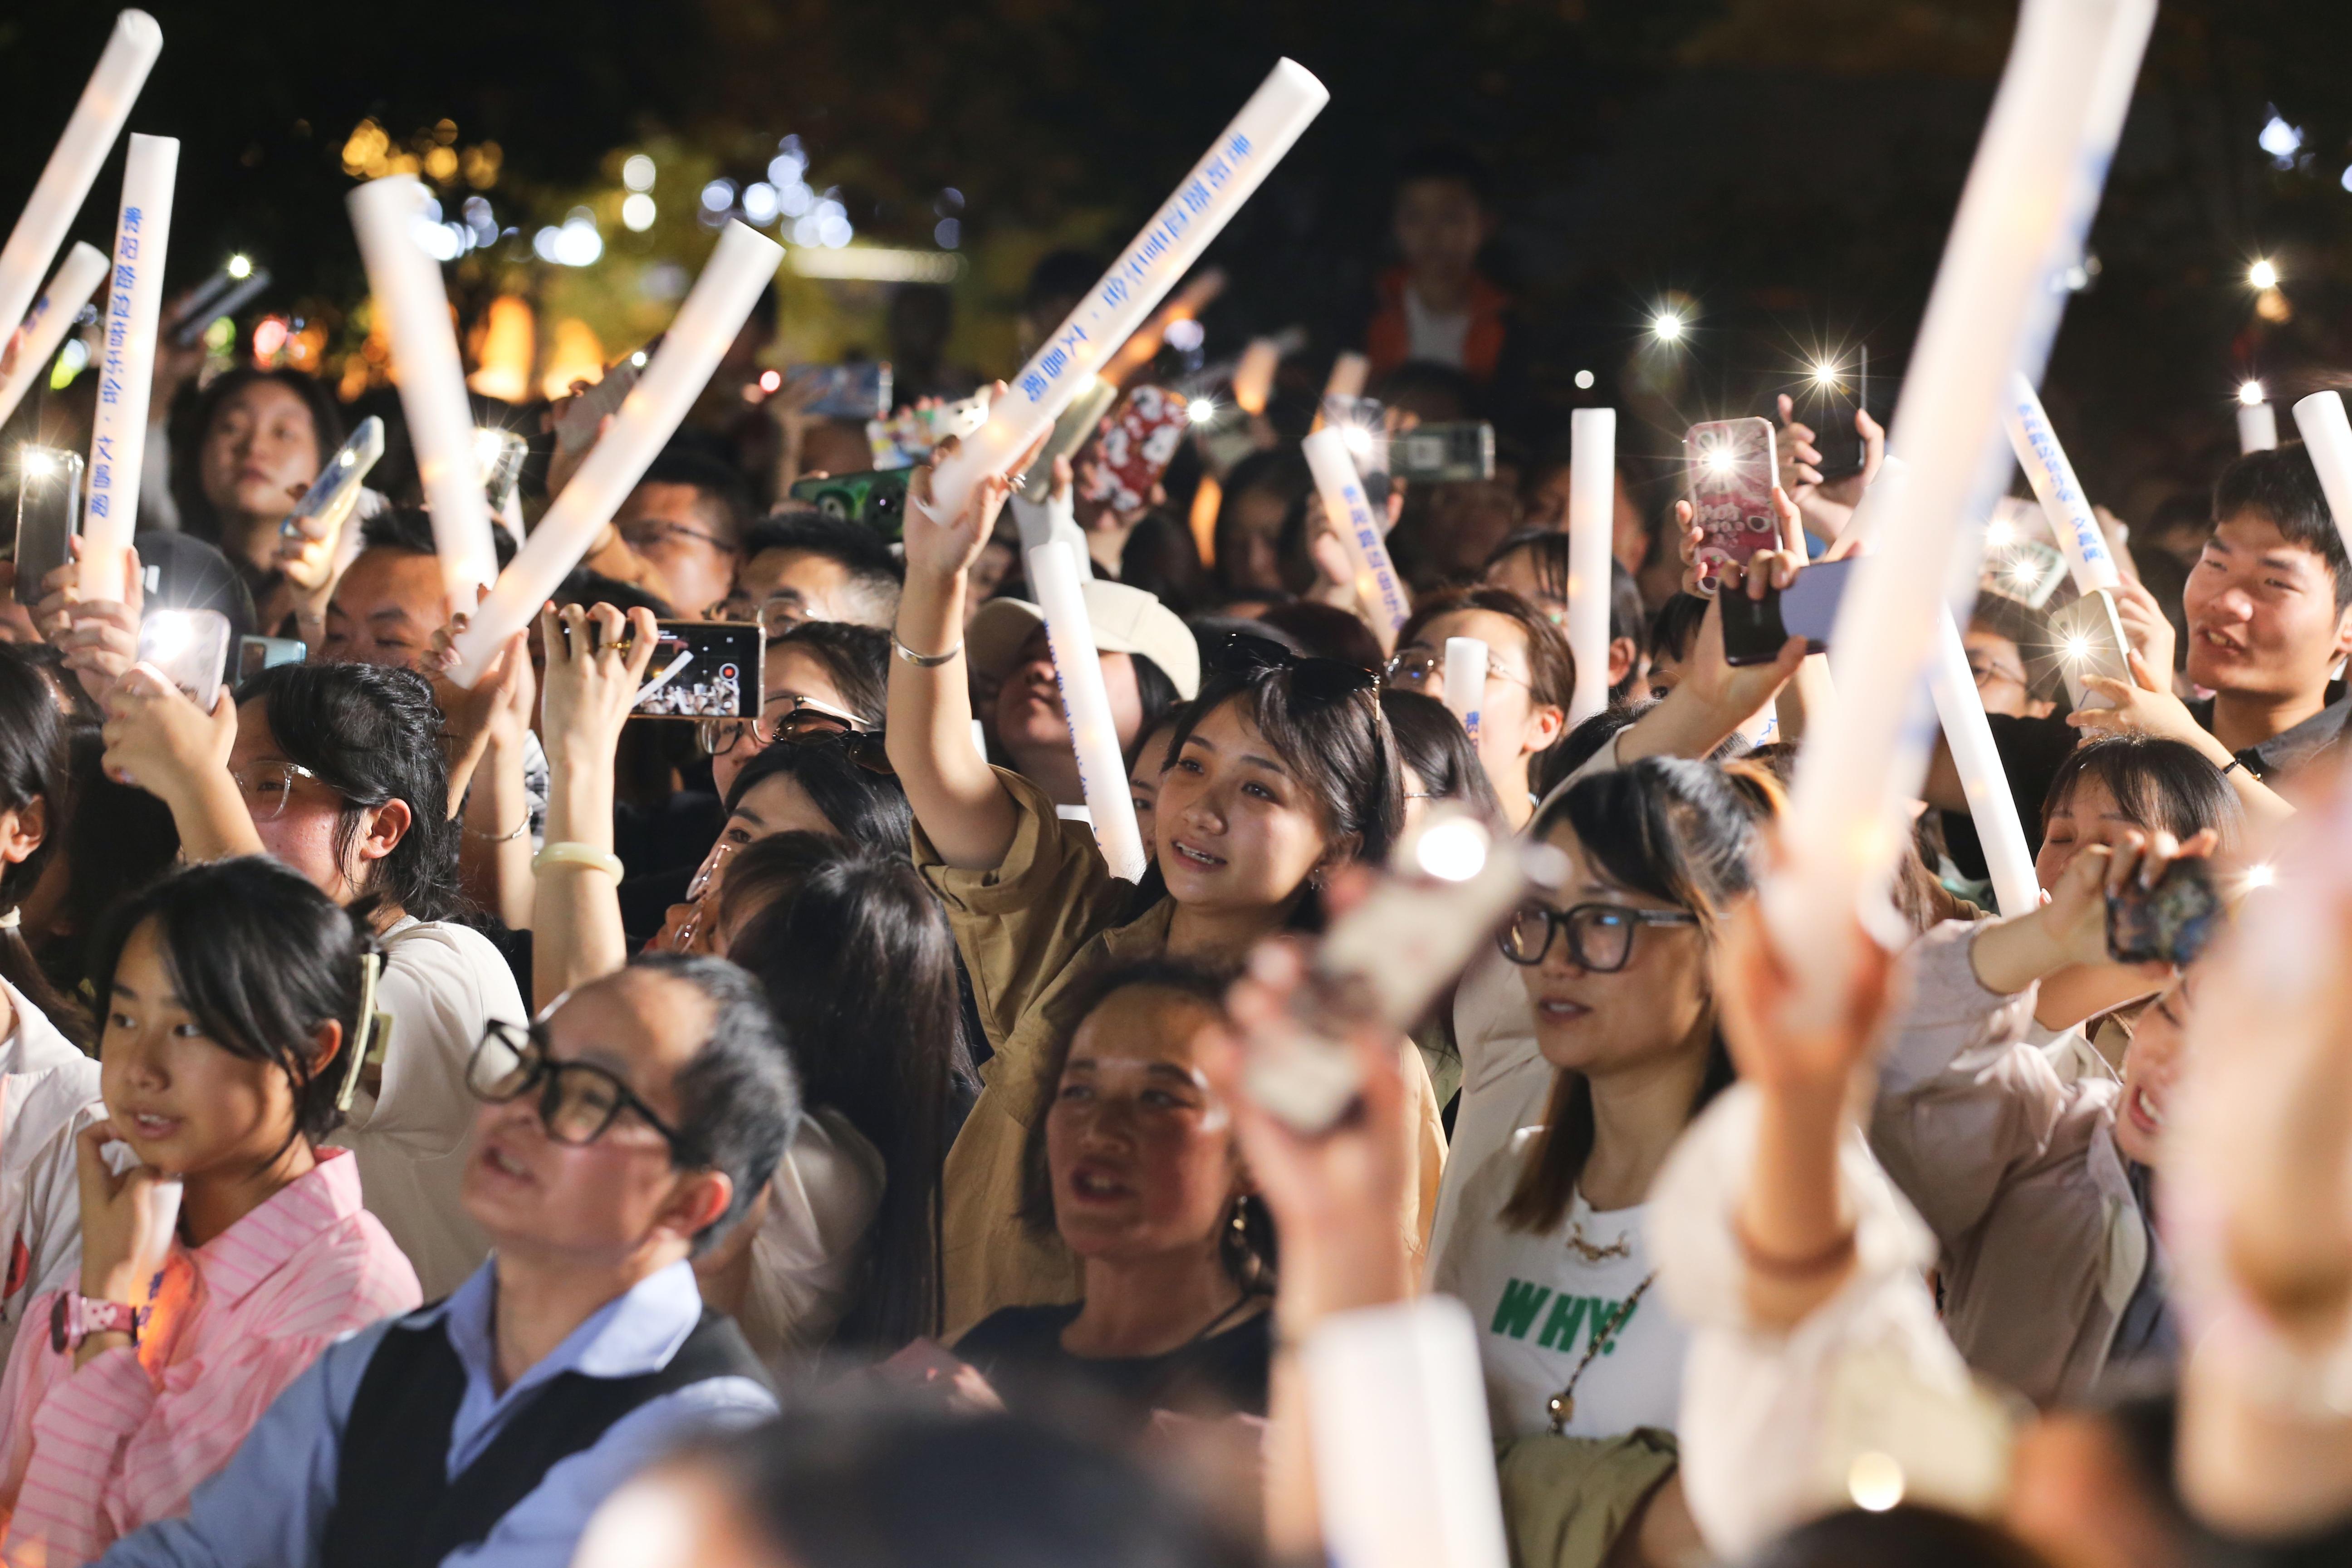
[1523,703,1566,757]
[306,1018,345,1083]
[660,1168,736,1249]
[355,799,413,865]
[0,796,46,867]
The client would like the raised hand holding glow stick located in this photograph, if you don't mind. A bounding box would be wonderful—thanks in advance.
[0,11,162,356]
[2003,372,2118,593]
[1442,637,1487,745]
[921,60,1328,525]
[0,243,106,429]
[347,175,499,617]
[1565,408,1616,725]
[1026,542,1148,882]
[446,222,783,687]
[1302,426,1411,651]
[78,133,176,605]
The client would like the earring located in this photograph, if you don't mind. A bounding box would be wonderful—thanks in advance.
[1230,1201,1248,1236]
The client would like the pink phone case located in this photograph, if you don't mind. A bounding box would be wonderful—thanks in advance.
[1081,385,1192,514]
[1685,418,1781,574]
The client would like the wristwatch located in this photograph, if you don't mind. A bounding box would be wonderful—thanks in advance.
[50,1293,141,1353]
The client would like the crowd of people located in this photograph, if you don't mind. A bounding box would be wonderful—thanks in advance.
[0,130,2346,1568]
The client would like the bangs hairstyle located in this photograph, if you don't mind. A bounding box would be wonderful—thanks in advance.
[0,647,82,1039]
[1397,586,1575,716]
[1165,665,1403,882]
[2042,736,2243,848]
[2213,444,2352,613]
[723,739,913,854]
[1502,758,1756,1233]
[89,858,372,1147]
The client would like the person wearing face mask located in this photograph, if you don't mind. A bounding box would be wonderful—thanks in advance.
[1386,588,1573,828]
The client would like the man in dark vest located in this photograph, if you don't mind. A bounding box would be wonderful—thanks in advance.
[95,953,797,1568]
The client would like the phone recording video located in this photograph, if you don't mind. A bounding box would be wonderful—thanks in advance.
[1685,418,1781,578]
[629,622,765,720]
[13,447,83,607]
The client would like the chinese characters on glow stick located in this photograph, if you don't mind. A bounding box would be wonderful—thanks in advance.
[0,243,106,430]
[79,133,176,606]
[921,59,1329,524]
[1565,408,1616,726]
[1026,543,1149,883]
[2002,372,2119,593]
[1301,426,1411,652]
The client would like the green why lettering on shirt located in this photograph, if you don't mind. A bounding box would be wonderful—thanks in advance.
[1487,1279,1642,1353]
[1490,1278,1551,1338]
[1537,1292,1588,1350]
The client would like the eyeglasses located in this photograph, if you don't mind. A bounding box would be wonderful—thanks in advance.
[1967,657,2028,691]
[1202,630,1378,704]
[1382,647,1532,694]
[228,762,326,822]
[619,519,735,556]
[465,1019,689,1156]
[1498,902,1700,971]
[701,697,870,757]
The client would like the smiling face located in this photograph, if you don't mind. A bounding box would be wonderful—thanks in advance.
[2182,510,2352,701]
[199,378,322,555]
[2113,976,2190,1166]
[1153,697,1341,916]
[1519,824,1713,1078]
[100,919,315,1177]
[1045,984,1237,1262]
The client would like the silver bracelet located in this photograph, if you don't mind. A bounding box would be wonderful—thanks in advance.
[892,633,964,668]
[468,815,530,844]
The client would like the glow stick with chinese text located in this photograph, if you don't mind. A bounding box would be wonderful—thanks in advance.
[1926,612,2041,916]
[1774,0,2154,1009]
[2238,398,2278,454]
[921,60,1328,525]
[0,11,162,361]
[2291,392,2352,564]
[1442,637,1486,745]
[1302,426,1411,652]
[1565,408,1616,725]
[0,243,105,430]
[1026,541,1148,882]
[446,221,783,686]
[347,175,499,617]
[2002,372,2118,593]
[78,133,175,605]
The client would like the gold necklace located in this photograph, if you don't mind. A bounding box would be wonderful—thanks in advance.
[1563,1219,1632,1264]
[1545,1272,1657,1435]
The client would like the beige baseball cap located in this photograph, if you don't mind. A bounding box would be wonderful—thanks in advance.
[968,578,1200,699]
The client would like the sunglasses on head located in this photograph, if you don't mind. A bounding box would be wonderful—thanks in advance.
[1201,630,1378,704]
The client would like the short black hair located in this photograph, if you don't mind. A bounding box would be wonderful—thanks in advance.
[90,857,372,1147]
[625,951,799,1250]
[2214,443,2352,613]
[1649,593,1710,665]
[769,620,890,728]
[638,449,754,549]
[170,368,346,549]
[1381,689,1504,821]
[1394,142,1493,207]
[235,662,461,922]
[358,506,518,571]
[742,512,905,623]
[0,647,82,1039]
[2041,735,2242,848]
[553,570,673,620]
[724,736,914,855]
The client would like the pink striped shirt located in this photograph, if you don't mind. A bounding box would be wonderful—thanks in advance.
[0,1147,420,1568]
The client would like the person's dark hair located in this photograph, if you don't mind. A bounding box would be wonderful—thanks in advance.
[1649,592,1710,666]
[169,368,345,549]
[1393,142,1494,207]
[89,857,372,1148]
[638,449,754,550]
[551,570,674,620]
[358,505,518,571]
[619,952,798,1250]
[1210,449,1312,595]
[1165,660,1403,892]
[1017,960,1272,1294]
[2042,736,2243,848]
[769,620,890,728]
[730,843,976,1343]
[712,831,839,946]
[1369,361,1479,424]
[42,726,179,1000]
[1254,601,1385,672]
[742,512,906,624]
[1744,1505,2059,1568]
[0,649,84,1040]
[1125,653,1182,772]
[235,662,460,921]
[1503,758,1752,1231]
[1397,586,1576,718]
[689,1401,1250,1568]
[1381,690,1504,822]
[2213,443,2352,613]
[1969,592,2063,704]
[723,738,913,855]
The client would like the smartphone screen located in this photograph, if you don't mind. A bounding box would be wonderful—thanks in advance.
[1080,385,1193,514]
[284,416,386,543]
[629,621,765,720]
[787,470,911,539]
[786,363,892,420]
[237,635,307,681]
[1686,418,1780,575]
[1387,422,1496,484]
[14,448,84,606]
[2049,588,2131,711]
[137,609,232,702]
[553,353,648,455]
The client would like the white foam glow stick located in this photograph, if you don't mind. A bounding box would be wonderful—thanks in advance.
[446,222,783,686]
[921,60,1328,524]
[2238,399,2278,454]
[1304,1298,1509,1568]
[1926,612,2041,916]
[1230,336,1281,416]
[1774,0,2154,1003]
[2291,392,2352,565]
[2002,372,2118,593]
[1442,637,1487,746]
[1302,426,1411,651]
[0,243,106,429]
[0,12,162,359]
[78,133,175,605]
[347,175,499,617]
[1565,408,1616,725]
[1323,350,1369,404]
[1025,542,1147,882]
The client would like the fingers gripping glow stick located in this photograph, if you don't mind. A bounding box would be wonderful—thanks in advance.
[347,176,500,617]
[78,133,176,606]
[921,60,1328,524]
[1774,0,2155,1019]
[0,11,162,357]
[1442,637,1487,745]
[1565,408,1616,726]
[1302,427,1411,650]
[2002,372,2118,593]
[0,243,106,430]
[2290,393,2352,566]
[446,222,784,687]
[1025,542,1148,882]
[1926,611,2041,917]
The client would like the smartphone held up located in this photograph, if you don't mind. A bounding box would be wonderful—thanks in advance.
[1685,418,1781,579]
[14,447,84,607]
[137,609,233,704]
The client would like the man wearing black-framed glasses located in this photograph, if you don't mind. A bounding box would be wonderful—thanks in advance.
[95,955,799,1568]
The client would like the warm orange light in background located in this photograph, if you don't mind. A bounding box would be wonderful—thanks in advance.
[541,317,608,401]
[469,295,536,404]
[1190,475,1222,567]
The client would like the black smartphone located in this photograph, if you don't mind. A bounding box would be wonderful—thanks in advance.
[13,448,83,606]
[627,621,765,720]
[1387,422,1496,484]
[1718,556,1857,666]
[2106,858,2224,968]
[1799,346,1868,482]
